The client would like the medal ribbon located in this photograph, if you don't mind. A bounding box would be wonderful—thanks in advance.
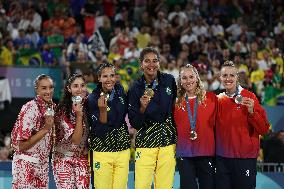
[144,78,158,90]
[109,89,115,101]
[185,95,198,132]
[226,85,240,98]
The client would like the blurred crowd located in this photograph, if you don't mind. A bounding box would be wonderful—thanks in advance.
[1,0,284,161]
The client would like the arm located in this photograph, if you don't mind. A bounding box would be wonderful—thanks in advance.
[87,93,112,137]
[128,87,146,130]
[19,115,54,151]
[98,96,107,124]
[70,103,84,145]
[243,96,270,135]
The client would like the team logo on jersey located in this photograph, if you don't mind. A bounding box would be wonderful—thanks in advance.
[166,87,172,95]
[135,151,142,160]
[119,97,125,104]
[94,162,101,170]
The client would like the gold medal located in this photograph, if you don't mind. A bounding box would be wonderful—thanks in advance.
[144,88,154,99]
[100,92,111,111]
[190,130,197,140]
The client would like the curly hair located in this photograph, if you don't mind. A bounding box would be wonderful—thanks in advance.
[55,73,85,120]
[176,64,206,106]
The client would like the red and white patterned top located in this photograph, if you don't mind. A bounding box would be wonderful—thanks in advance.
[11,96,54,163]
[54,109,89,158]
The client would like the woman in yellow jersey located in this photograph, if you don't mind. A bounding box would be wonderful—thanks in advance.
[87,62,131,189]
[128,47,177,189]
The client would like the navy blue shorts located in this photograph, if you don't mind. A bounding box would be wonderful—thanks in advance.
[177,156,215,189]
[215,156,257,189]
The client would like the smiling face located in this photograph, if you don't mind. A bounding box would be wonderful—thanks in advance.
[68,77,87,99]
[36,78,54,102]
[180,67,198,96]
[220,66,238,93]
[99,67,116,92]
[141,52,160,80]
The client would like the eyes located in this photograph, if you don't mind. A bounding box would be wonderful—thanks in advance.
[101,73,115,79]
[41,85,54,90]
[221,73,237,78]
[72,83,86,88]
[143,59,159,64]
[181,75,195,80]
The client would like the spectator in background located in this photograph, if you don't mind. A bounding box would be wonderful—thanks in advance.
[98,16,114,50]
[41,43,56,66]
[81,0,103,38]
[124,38,141,61]
[66,34,88,62]
[0,38,15,66]
[11,74,55,189]
[47,26,64,64]
[153,10,168,31]
[192,17,209,37]
[37,0,49,25]
[163,58,179,82]
[135,25,151,49]
[18,7,42,32]
[15,39,42,66]
[13,29,31,50]
[211,18,224,37]
[226,18,243,41]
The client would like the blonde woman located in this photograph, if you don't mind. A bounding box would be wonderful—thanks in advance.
[215,61,269,189]
[174,64,217,189]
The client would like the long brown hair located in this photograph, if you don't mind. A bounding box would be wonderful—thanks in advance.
[176,64,206,106]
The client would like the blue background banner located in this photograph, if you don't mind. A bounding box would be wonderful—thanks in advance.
[0,66,62,99]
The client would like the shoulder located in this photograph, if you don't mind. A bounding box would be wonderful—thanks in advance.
[114,83,125,96]
[21,99,38,112]
[206,91,217,98]
[160,72,175,82]
[217,92,227,100]
[241,88,257,98]
[128,78,143,93]
[159,72,176,89]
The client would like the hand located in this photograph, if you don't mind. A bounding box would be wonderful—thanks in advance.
[44,115,54,131]
[98,96,107,112]
[73,103,83,116]
[140,95,150,113]
[241,97,254,114]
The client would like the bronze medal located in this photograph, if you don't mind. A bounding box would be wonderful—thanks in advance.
[190,130,197,140]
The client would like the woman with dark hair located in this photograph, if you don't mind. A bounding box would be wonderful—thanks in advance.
[52,74,90,189]
[128,47,177,189]
[87,62,130,189]
[174,64,217,189]
[215,60,270,189]
[11,74,55,188]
